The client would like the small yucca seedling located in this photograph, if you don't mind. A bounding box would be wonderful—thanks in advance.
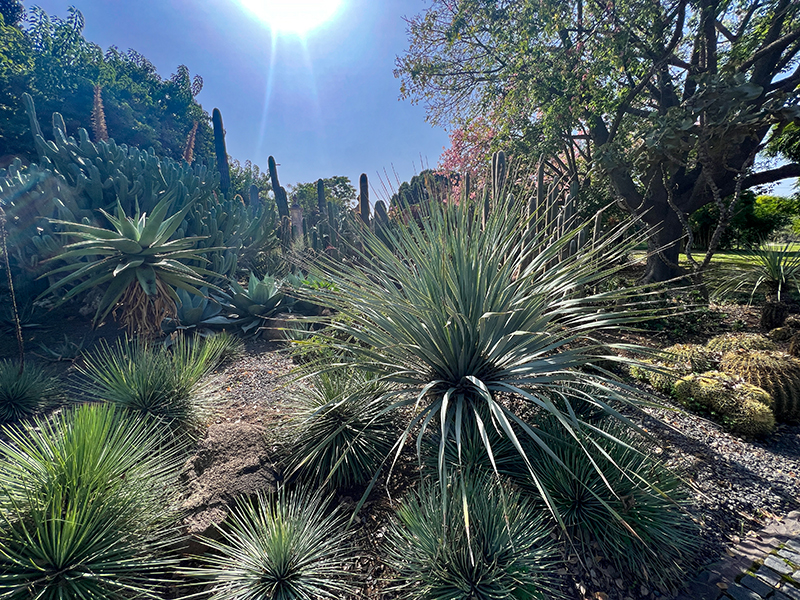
[0,360,60,423]
[0,403,184,599]
[185,487,355,600]
[384,472,562,600]
[288,367,396,490]
[76,333,235,434]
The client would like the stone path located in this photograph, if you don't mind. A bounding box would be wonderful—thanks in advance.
[677,511,800,600]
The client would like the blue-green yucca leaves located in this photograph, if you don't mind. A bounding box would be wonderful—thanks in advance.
[0,403,184,599]
[517,417,700,590]
[288,367,397,490]
[75,333,234,435]
[39,187,224,328]
[184,487,355,600]
[384,471,563,600]
[301,193,661,521]
[715,242,800,303]
[0,361,61,424]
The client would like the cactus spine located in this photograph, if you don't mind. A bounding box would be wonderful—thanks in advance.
[212,108,231,197]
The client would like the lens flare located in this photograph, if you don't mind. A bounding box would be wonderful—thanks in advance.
[238,0,342,35]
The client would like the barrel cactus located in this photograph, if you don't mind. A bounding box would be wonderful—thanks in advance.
[673,371,775,437]
[630,344,718,392]
[719,350,800,423]
[706,333,776,353]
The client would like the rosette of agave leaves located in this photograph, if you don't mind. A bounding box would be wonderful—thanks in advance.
[40,187,222,335]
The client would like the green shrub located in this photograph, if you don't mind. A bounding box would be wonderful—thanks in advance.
[515,417,700,590]
[185,487,354,600]
[288,368,396,489]
[719,350,800,423]
[76,333,235,433]
[0,361,60,423]
[706,332,776,353]
[384,473,561,600]
[0,403,183,599]
[673,371,775,436]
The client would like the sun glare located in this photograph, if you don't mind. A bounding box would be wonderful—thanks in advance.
[239,0,342,36]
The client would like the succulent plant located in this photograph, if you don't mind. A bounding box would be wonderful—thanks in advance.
[673,370,775,436]
[706,332,777,353]
[719,350,800,423]
[630,343,718,392]
[228,272,292,335]
[40,192,220,336]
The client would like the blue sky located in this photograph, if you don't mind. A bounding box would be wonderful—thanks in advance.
[27,0,450,199]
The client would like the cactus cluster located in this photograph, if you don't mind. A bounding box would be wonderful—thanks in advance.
[0,96,276,291]
[629,343,718,392]
[673,371,775,437]
[706,332,776,353]
[719,350,800,423]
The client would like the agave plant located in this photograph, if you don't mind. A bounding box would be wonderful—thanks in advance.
[0,403,183,599]
[163,286,233,332]
[40,190,221,336]
[303,192,657,518]
[228,272,293,335]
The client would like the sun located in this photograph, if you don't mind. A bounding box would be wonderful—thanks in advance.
[238,0,343,36]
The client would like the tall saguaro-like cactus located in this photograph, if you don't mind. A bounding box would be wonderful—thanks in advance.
[359,173,370,227]
[212,108,231,197]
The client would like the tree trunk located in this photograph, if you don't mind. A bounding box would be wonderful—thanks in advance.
[640,206,685,284]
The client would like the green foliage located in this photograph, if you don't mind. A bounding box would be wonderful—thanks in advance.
[706,332,777,353]
[229,272,292,335]
[719,350,800,424]
[673,371,775,437]
[0,403,183,599]
[389,169,453,209]
[384,472,561,600]
[0,361,60,423]
[75,333,234,434]
[288,368,396,490]
[290,175,356,214]
[715,242,800,303]
[305,190,658,515]
[185,487,355,600]
[515,418,700,590]
[40,190,217,335]
[690,191,787,250]
[0,7,213,164]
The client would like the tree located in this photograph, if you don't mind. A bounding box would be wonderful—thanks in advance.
[397,0,800,282]
[0,1,23,27]
[289,175,356,215]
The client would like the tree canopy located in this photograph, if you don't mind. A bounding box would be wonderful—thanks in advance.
[397,0,800,282]
[289,175,356,215]
[0,6,213,166]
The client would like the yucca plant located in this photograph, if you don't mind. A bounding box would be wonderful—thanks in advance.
[301,192,657,517]
[716,242,800,303]
[75,333,235,434]
[515,417,700,590]
[0,360,60,423]
[288,367,396,489]
[384,472,562,600]
[40,191,221,336]
[185,487,355,600]
[0,403,183,599]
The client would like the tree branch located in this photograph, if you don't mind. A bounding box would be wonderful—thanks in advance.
[743,164,800,188]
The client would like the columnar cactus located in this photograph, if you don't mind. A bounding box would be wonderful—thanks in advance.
[212,108,231,197]
[359,173,370,226]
